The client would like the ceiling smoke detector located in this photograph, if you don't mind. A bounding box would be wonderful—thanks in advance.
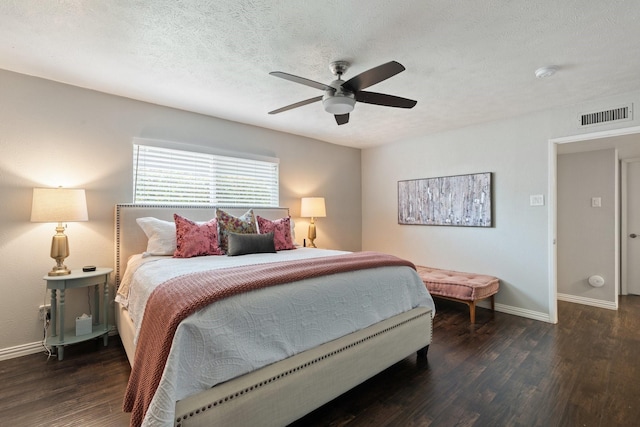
[535,66,559,79]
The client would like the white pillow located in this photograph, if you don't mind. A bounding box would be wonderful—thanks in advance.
[136,217,176,256]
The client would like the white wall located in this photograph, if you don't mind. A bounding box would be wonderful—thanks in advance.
[362,90,640,321]
[0,69,361,355]
[557,149,617,307]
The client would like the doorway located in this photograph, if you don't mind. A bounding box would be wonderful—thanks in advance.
[549,125,640,323]
[622,158,640,295]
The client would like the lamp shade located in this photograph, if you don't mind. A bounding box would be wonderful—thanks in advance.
[31,188,88,223]
[300,197,326,218]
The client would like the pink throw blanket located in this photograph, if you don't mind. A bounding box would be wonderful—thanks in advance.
[123,251,415,426]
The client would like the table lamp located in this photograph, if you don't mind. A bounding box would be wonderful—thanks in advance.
[300,197,326,248]
[31,187,88,276]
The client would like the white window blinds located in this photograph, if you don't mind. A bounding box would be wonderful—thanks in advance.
[133,143,279,206]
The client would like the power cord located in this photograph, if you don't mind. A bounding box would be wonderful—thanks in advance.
[42,310,53,360]
[41,289,53,360]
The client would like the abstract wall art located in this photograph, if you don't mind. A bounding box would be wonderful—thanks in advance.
[398,172,492,227]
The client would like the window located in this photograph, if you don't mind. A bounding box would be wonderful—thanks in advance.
[133,141,279,206]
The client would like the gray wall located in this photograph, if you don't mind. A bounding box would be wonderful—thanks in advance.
[362,90,640,321]
[2,64,639,353]
[557,149,618,305]
[0,69,362,353]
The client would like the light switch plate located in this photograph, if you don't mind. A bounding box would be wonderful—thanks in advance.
[530,194,545,206]
[591,197,602,208]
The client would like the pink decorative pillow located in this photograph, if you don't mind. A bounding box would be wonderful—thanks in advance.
[173,214,223,258]
[256,216,296,251]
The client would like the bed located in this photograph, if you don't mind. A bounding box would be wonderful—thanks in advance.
[114,204,434,427]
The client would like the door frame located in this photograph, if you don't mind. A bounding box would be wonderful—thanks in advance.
[621,157,640,295]
[549,125,640,322]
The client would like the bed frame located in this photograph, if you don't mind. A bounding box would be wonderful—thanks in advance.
[114,204,432,427]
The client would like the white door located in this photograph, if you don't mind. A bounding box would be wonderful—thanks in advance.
[627,160,640,295]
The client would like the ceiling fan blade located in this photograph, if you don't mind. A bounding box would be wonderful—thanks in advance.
[269,71,332,91]
[268,96,323,114]
[343,61,406,92]
[335,113,349,125]
[355,91,417,109]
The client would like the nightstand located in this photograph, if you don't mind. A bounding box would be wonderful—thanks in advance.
[43,268,112,360]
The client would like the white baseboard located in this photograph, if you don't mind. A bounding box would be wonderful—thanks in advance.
[0,328,119,362]
[446,298,553,323]
[494,303,552,323]
[557,293,618,310]
[0,341,44,361]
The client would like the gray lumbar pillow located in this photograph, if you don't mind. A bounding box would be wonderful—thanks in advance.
[227,231,276,256]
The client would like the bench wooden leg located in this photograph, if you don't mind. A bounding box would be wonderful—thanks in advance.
[431,294,498,324]
[469,301,476,324]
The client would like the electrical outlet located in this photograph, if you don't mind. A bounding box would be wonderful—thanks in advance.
[39,304,51,321]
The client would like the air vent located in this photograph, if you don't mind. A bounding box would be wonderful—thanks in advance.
[578,104,633,127]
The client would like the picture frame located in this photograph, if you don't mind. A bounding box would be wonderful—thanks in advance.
[398,172,492,227]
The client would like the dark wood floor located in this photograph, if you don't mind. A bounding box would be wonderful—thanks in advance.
[1,297,639,427]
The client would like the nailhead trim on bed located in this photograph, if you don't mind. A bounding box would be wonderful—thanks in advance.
[175,309,432,426]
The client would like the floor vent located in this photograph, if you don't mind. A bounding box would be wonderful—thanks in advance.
[578,104,633,127]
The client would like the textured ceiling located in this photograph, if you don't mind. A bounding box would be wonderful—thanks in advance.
[1,1,640,148]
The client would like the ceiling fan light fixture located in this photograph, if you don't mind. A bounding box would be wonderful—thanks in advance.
[323,95,355,114]
[269,60,416,124]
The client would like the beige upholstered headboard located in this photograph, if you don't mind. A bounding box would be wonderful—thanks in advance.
[114,204,290,287]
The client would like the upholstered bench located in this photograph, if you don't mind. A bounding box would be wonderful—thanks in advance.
[415,266,499,324]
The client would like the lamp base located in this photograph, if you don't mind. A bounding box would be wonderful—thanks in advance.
[48,264,71,276]
[307,221,318,248]
[49,226,71,276]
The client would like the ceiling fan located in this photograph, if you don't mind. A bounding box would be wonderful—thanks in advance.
[268,60,417,125]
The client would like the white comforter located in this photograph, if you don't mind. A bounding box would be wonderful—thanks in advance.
[117,248,435,426]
